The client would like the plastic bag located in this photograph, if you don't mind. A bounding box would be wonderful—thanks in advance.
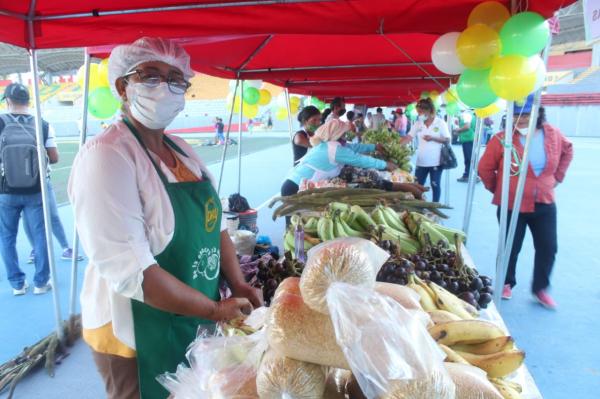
[266,292,349,369]
[326,283,455,399]
[256,350,327,399]
[230,230,257,256]
[445,363,503,399]
[300,238,389,314]
[157,364,205,399]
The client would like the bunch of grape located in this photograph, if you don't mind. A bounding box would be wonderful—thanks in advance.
[376,240,494,309]
[249,253,304,305]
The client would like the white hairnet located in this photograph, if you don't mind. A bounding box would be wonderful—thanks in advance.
[108,37,194,97]
[310,119,351,146]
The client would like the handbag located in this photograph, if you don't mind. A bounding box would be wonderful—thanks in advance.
[439,143,458,170]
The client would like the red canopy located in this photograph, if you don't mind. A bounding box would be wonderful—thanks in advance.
[1,0,573,49]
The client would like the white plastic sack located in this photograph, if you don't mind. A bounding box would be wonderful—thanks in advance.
[326,283,455,399]
[300,238,389,314]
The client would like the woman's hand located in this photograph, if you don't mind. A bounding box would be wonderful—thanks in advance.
[231,282,264,308]
[386,161,398,171]
[423,134,433,142]
[212,297,253,321]
[375,143,386,153]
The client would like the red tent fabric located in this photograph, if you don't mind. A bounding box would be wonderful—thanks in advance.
[0,0,574,49]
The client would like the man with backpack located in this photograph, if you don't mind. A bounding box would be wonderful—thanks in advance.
[0,83,57,295]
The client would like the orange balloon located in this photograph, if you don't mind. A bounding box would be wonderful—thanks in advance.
[457,24,501,70]
[468,1,511,32]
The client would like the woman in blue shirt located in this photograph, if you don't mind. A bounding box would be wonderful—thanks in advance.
[280,119,397,200]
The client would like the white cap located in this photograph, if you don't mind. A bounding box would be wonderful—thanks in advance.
[108,37,193,97]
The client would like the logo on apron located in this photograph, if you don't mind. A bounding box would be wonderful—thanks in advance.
[204,197,219,233]
[192,247,220,280]
[433,127,439,133]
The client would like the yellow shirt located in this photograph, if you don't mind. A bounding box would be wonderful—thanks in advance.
[82,150,200,357]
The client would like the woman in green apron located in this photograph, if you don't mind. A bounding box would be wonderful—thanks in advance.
[69,37,262,399]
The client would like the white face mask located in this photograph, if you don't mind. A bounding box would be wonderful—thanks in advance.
[517,127,529,136]
[126,82,185,130]
[418,114,427,123]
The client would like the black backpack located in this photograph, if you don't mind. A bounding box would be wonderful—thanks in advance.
[0,114,40,191]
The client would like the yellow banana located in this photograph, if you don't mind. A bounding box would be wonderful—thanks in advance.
[438,344,470,365]
[452,336,515,355]
[428,281,478,319]
[454,349,526,378]
[283,230,295,252]
[406,283,438,312]
[428,320,506,346]
[428,309,462,324]
[489,378,522,395]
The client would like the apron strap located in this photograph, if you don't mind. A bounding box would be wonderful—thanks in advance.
[123,118,207,185]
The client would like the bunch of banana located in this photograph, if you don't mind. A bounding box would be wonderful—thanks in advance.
[402,211,468,250]
[370,205,421,254]
[407,274,478,319]
[489,378,523,399]
[283,227,322,256]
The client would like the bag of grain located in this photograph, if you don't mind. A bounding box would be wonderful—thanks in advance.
[300,238,389,314]
[267,292,349,369]
[256,350,327,399]
[444,363,503,399]
[326,283,455,399]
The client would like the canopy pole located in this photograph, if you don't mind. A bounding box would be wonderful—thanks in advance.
[443,166,450,206]
[501,35,552,294]
[237,81,244,194]
[493,101,514,305]
[217,79,240,195]
[462,117,483,238]
[29,49,64,341]
[284,88,295,165]
[68,53,91,320]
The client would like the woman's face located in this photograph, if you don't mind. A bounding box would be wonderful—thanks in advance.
[305,114,321,133]
[513,113,530,130]
[417,107,431,119]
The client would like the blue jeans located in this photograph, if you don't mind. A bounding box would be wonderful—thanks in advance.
[0,192,49,289]
[23,181,69,249]
[415,166,443,203]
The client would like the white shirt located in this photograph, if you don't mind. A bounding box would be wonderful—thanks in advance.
[371,113,386,129]
[407,117,451,167]
[68,120,224,349]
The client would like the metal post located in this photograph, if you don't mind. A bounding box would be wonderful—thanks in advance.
[30,50,64,341]
[284,88,295,165]
[493,101,514,305]
[68,53,91,320]
[217,79,240,195]
[501,36,553,288]
[237,82,244,194]
[444,166,450,206]
[462,117,483,238]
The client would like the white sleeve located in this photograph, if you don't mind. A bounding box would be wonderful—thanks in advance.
[68,143,156,302]
[407,122,418,138]
[45,125,57,148]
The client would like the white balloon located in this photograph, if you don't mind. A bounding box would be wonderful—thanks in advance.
[431,32,465,75]
[245,79,262,89]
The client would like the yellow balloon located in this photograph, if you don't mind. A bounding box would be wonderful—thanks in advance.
[457,24,501,70]
[258,89,272,106]
[275,107,288,121]
[290,103,299,114]
[443,86,460,104]
[243,103,258,119]
[429,90,440,101]
[96,58,110,88]
[468,1,511,32]
[489,55,537,101]
[290,96,300,108]
[76,64,103,90]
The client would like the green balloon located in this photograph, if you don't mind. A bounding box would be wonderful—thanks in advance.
[420,91,430,99]
[407,108,418,120]
[500,12,549,56]
[445,101,460,116]
[243,87,260,105]
[457,68,498,108]
[88,87,120,119]
[406,102,416,113]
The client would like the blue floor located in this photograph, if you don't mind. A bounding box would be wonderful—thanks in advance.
[1,137,599,398]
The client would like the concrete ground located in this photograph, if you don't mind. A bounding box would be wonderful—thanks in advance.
[1,136,599,398]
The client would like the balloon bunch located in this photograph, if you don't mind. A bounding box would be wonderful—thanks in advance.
[431,1,549,117]
[226,80,274,119]
[76,58,121,119]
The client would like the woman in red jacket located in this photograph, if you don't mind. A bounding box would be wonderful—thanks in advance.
[478,96,573,309]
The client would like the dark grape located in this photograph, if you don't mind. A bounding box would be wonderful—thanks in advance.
[429,271,442,282]
[479,293,493,307]
[458,291,475,302]
[480,276,492,287]
[275,263,285,274]
[458,281,470,292]
[470,277,484,291]
[482,286,494,295]
[401,259,411,268]
[436,263,450,273]
[266,279,278,289]
[449,281,460,294]
[472,290,480,301]
[393,268,405,278]
[438,280,448,289]
[383,263,396,274]
[411,254,421,263]
[416,261,427,271]
[397,278,407,286]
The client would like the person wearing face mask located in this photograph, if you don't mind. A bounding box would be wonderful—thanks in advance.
[400,98,451,202]
[478,95,573,309]
[325,96,346,122]
[68,37,262,399]
[292,105,321,165]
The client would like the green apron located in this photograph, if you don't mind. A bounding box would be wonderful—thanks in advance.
[124,119,222,399]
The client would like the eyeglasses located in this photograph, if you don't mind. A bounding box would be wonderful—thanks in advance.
[124,69,191,94]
